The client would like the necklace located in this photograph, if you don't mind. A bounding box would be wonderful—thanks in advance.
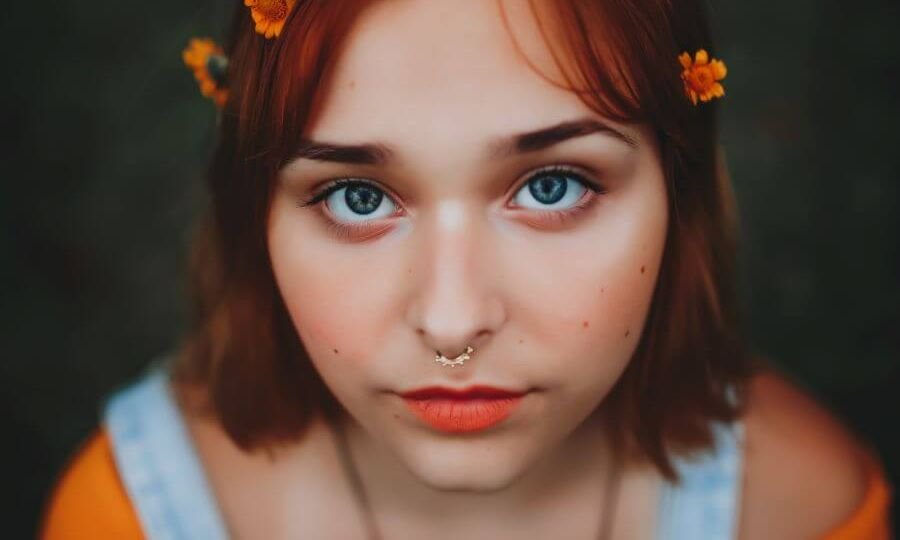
[325,410,623,540]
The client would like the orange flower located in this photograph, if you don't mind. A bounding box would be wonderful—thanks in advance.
[182,38,229,108]
[244,0,297,39]
[679,49,727,105]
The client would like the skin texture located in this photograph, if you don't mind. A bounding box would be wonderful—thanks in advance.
[268,0,664,521]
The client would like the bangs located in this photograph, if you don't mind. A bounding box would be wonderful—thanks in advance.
[224,1,370,183]
[505,0,704,137]
[227,0,695,182]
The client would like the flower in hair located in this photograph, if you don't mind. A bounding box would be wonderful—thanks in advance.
[183,38,229,107]
[244,0,296,39]
[679,49,727,105]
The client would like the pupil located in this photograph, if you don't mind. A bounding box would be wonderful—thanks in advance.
[345,184,383,215]
[529,174,567,205]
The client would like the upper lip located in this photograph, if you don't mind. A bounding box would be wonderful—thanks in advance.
[399,385,530,399]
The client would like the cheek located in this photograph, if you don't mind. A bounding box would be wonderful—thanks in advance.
[512,186,668,383]
[267,198,392,373]
[533,249,660,356]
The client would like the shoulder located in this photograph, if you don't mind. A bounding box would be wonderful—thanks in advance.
[737,370,888,540]
[39,429,144,539]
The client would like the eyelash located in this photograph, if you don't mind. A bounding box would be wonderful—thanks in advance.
[295,165,607,240]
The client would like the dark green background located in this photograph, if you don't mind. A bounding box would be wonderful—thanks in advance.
[2,1,897,537]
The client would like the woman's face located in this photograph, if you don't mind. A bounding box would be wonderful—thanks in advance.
[268,0,668,491]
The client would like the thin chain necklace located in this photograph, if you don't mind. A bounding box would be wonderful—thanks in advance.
[325,410,623,540]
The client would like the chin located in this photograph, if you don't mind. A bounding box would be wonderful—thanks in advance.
[396,436,536,494]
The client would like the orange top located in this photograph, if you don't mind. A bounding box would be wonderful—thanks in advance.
[40,429,893,539]
[40,431,144,540]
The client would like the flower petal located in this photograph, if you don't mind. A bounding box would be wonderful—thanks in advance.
[711,60,728,80]
[695,49,709,65]
[679,52,693,69]
[271,20,286,37]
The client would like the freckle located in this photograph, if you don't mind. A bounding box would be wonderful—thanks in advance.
[600,288,605,294]
[625,329,630,337]
[349,80,356,89]
[519,339,524,344]
[333,349,339,354]
[583,320,589,328]
[641,265,645,274]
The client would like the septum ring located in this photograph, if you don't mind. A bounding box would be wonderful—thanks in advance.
[434,345,474,368]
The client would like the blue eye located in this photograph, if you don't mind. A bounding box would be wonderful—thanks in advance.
[511,166,602,211]
[302,179,399,223]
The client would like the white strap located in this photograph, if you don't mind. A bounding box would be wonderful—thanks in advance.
[655,420,745,540]
[104,358,230,540]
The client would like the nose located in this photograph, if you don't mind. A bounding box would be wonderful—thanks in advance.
[405,201,505,362]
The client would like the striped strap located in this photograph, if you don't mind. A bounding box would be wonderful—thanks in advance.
[104,359,230,540]
[656,421,746,540]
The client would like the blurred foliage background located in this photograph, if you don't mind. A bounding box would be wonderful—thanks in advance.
[2,1,898,537]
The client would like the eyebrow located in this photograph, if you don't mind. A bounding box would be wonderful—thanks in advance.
[291,140,393,166]
[492,118,637,156]
[291,118,637,166]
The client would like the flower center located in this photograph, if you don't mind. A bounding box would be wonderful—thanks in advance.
[206,55,229,86]
[687,66,715,92]
[255,0,289,20]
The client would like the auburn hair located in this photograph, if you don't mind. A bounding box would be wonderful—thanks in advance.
[172,0,758,480]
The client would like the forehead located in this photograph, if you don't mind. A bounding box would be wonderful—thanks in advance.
[307,0,618,151]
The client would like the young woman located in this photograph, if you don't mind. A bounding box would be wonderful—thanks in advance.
[41,1,891,538]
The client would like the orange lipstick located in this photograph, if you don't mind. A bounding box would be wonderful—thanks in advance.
[400,386,528,433]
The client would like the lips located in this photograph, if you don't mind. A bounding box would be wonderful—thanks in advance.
[400,386,529,433]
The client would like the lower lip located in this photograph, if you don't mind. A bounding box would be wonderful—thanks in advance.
[402,395,525,433]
